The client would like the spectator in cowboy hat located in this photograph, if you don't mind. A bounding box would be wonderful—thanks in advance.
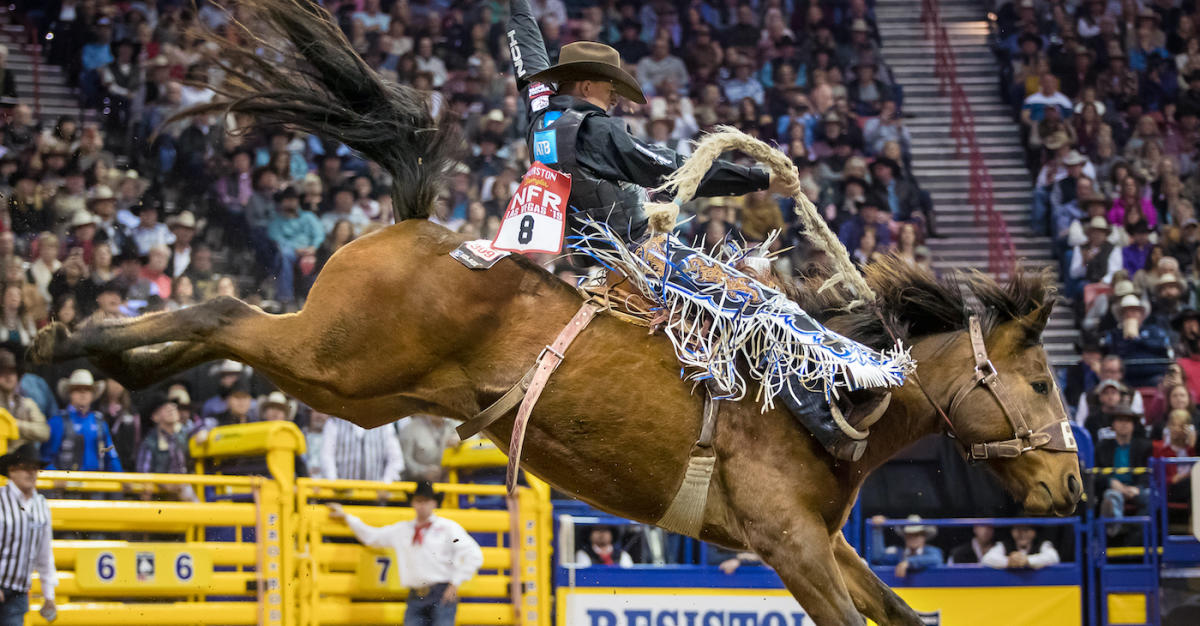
[201,360,250,418]
[166,211,198,279]
[982,524,1061,569]
[134,394,196,481]
[65,210,100,264]
[327,481,483,625]
[214,379,257,427]
[1104,294,1173,387]
[41,369,122,472]
[1083,276,1137,336]
[0,442,58,624]
[1093,404,1153,525]
[0,348,46,448]
[1148,272,1187,331]
[1068,216,1122,291]
[869,514,944,578]
[258,391,295,422]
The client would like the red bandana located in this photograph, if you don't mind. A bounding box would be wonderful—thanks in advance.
[413,521,432,545]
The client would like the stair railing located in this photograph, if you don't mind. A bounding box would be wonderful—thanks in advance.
[19,12,42,116]
[921,0,1017,278]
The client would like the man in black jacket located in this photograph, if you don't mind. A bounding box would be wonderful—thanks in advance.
[506,0,789,243]
[503,0,905,461]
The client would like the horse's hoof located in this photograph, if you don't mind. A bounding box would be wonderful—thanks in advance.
[29,322,70,364]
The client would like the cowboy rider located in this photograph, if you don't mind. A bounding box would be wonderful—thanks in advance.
[504,0,895,460]
[505,0,795,242]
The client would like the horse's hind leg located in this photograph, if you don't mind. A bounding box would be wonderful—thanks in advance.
[92,342,221,389]
[831,532,924,626]
[32,297,258,363]
[32,297,328,390]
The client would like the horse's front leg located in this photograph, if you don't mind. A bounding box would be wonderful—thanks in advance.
[740,512,865,625]
[831,531,924,626]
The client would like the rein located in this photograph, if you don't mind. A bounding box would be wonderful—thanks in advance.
[876,311,1077,461]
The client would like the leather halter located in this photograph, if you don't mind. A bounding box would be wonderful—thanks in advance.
[941,316,1078,461]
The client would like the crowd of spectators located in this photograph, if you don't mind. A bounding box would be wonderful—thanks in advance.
[993,0,1196,526]
[3,344,462,499]
[868,515,1064,576]
[0,0,951,494]
[0,0,1190,542]
[15,0,942,308]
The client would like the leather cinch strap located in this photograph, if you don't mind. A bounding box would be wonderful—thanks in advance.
[457,301,603,495]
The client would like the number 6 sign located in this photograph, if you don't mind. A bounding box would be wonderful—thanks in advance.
[492,162,571,255]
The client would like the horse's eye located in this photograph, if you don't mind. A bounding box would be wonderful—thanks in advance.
[1031,381,1049,395]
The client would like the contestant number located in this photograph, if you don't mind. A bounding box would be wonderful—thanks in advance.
[357,549,403,591]
[97,552,116,582]
[76,546,212,590]
[375,556,391,584]
[175,553,194,581]
[517,215,535,244]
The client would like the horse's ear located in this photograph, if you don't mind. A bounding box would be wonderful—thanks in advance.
[1021,302,1055,346]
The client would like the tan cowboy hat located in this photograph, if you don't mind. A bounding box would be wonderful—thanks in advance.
[68,211,98,230]
[87,185,116,206]
[1062,150,1088,166]
[1155,272,1183,289]
[167,387,192,407]
[57,369,105,400]
[1086,215,1112,231]
[261,391,292,413]
[210,359,246,377]
[1044,131,1071,150]
[1112,280,1136,298]
[1119,294,1146,311]
[167,210,197,230]
[526,41,646,104]
[896,514,937,539]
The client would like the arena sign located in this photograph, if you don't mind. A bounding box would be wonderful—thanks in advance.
[558,590,817,626]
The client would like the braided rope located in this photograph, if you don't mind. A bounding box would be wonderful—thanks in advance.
[647,126,876,307]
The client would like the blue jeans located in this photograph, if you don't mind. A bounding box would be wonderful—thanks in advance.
[275,247,297,304]
[405,583,457,626]
[1031,186,1051,236]
[0,590,28,626]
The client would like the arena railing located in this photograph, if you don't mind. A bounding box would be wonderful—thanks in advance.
[0,415,554,626]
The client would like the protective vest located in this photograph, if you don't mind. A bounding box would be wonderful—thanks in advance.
[527,108,648,242]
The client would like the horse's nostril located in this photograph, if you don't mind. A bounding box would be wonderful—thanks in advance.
[1066,474,1081,500]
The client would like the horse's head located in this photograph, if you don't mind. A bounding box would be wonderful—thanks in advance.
[940,303,1082,516]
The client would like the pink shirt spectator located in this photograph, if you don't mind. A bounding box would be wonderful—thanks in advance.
[1108,195,1157,229]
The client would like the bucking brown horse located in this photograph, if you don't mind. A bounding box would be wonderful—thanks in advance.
[30,2,1084,624]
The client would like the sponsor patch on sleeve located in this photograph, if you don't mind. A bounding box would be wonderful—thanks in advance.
[533,130,558,164]
[531,95,549,112]
[528,82,553,98]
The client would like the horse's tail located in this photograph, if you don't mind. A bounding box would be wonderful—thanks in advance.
[169,0,456,220]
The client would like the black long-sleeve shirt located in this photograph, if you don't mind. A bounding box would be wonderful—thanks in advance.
[506,0,769,198]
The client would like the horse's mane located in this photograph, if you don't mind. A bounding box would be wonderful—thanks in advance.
[784,256,1057,351]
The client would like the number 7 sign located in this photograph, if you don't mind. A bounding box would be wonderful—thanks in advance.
[492,161,572,254]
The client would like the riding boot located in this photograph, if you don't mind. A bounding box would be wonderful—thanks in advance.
[779,381,869,462]
[780,378,895,462]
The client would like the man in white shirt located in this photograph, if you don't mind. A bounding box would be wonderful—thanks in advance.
[980,525,1061,570]
[0,443,57,625]
[327,482,482,626]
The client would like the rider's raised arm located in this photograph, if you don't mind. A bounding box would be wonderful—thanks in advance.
[506,0,551,92]
[582,117,771,197]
